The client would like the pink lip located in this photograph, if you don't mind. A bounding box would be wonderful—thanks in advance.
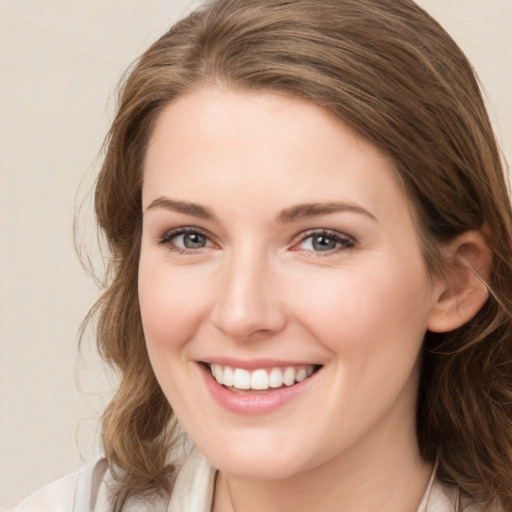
[197,362,320,415]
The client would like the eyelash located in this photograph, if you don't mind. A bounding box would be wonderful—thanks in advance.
[157,227,356,256]
[293,229,355,256]
[157,227,213,255]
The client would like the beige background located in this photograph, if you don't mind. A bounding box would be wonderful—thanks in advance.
[0,1,511,508]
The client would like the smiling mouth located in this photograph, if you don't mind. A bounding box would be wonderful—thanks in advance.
[207,363,321,393]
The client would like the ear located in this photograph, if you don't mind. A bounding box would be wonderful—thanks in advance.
[427,230,492,333]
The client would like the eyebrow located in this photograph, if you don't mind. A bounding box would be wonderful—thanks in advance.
[145,197,217,220]
[145,196,376,223]
[276,201,377,223]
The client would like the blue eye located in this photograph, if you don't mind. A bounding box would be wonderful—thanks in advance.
[177,232,208,249]
[159,228,213,252]
[297,230,354,253]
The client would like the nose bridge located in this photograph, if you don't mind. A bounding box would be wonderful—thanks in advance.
[212,242,285,340]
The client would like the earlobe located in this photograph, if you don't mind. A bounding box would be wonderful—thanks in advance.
[427,230,492,333]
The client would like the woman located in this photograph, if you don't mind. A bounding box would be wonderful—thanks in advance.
[13,0,512,511]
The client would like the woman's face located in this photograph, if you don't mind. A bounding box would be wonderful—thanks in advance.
[139,87,443,480]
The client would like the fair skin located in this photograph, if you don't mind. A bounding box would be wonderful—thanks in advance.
[138,87,489,512]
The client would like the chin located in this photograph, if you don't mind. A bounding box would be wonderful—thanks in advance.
[216,456,304,481]
[195,435,318,481]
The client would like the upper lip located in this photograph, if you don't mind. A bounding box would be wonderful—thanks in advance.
[200,357,321,370]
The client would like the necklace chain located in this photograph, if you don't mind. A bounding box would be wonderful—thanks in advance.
[223,463,442,512]
[226,475,237,512]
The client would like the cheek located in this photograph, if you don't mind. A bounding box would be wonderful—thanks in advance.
[137,259,214,411]
[138,258,212,353]
[287,257,433,359]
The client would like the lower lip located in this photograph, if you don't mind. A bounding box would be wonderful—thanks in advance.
[198,363,319,415]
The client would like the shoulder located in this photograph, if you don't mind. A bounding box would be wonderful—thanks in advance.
[8,447,216,512]
[8,472,79,512]
[168,446,217,512]
[426,479,504,512]
[8,458,109,512]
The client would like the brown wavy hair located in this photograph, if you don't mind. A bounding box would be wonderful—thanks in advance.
[84,0,512,509]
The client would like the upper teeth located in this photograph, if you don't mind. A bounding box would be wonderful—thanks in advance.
[209,364,315,390]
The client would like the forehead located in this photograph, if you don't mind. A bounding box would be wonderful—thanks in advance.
[142,87,410,225]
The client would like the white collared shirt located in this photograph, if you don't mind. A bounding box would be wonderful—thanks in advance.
[10,447,496,512]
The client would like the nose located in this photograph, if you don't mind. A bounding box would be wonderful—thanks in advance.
[211,249,287,341]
